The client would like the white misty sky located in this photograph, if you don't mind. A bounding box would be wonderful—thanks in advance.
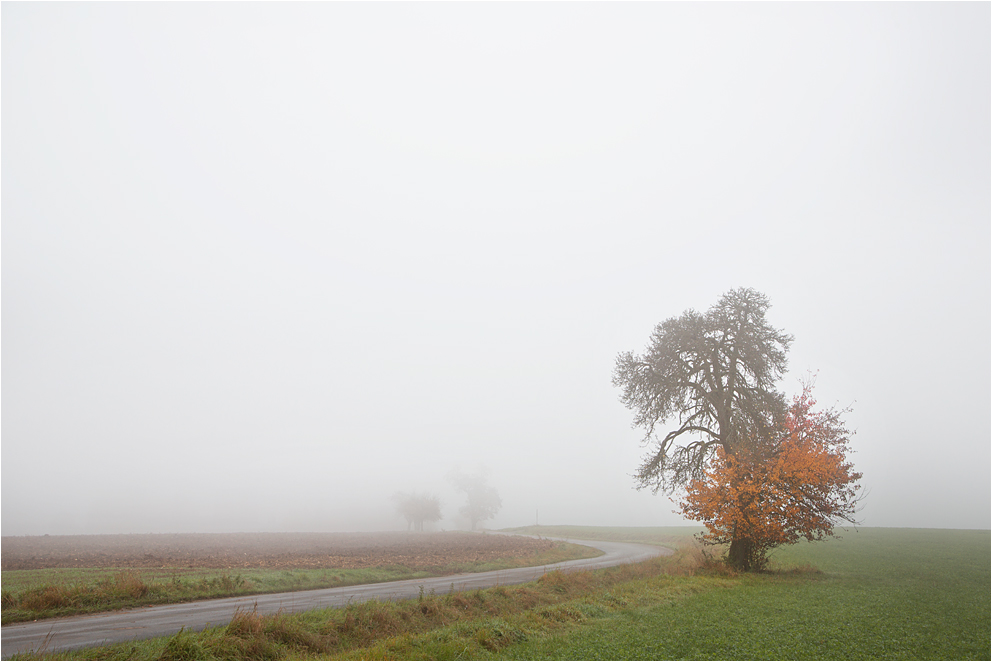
[3,3,989,535]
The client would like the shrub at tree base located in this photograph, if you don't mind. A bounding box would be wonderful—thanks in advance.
[680,384,862,570]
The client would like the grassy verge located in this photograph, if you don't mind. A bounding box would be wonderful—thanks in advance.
[1,541,599,624]
[10,527,989,661]
[10,545,707,661]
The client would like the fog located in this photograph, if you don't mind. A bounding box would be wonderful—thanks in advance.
[3,3,989,536]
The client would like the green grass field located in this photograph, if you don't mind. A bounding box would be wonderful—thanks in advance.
[10,527,990,661]
[493,526,990,660]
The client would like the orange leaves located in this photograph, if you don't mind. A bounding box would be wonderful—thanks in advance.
[679,383,862,563]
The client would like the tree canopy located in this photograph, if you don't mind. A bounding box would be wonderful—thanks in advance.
[448,469,502,531]
[391,492,442,531]
[613,288,793,491]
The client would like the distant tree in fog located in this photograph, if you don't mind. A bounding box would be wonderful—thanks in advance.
[448,468,502,531]
[391,492,442,531]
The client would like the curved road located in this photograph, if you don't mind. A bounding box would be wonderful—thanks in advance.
[1,535,670,659]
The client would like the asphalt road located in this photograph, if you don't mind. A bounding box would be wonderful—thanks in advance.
[1,535,671,659]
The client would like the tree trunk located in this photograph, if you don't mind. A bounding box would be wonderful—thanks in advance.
[727,536,751,571]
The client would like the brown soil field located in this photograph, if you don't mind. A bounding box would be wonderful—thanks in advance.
[1,532,562,571]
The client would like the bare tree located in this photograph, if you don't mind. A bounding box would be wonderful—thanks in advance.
[391,492,442,531]
[612,288,793,568]
[448,468,502,531]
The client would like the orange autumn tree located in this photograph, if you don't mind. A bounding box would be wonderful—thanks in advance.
[680,383,862,570]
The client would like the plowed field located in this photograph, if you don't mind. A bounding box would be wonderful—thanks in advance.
[1,532,560,571]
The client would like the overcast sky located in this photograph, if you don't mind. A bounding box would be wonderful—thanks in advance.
[3,2,989,536]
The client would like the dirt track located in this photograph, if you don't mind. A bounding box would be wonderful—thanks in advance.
[0,532,562,571]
